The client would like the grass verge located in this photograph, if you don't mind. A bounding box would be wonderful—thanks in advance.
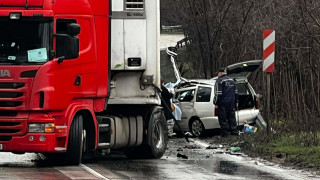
[202,131,320,173]
[234,132,320,172]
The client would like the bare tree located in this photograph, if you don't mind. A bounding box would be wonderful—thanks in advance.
[167,0,320,143]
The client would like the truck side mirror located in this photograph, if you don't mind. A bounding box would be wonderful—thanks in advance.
[67,23,80,36]
[55,23,80,62]
[56,35,79,60]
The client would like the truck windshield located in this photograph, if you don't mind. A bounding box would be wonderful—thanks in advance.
[0,17,53,64]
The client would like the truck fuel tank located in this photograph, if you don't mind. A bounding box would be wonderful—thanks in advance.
[97,115,143,150]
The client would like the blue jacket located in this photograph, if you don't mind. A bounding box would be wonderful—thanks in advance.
[213,74,238,108]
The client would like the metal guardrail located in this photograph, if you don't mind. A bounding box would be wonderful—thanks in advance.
[161,25,183,31]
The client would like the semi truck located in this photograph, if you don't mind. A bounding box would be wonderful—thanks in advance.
[0,0,168,165]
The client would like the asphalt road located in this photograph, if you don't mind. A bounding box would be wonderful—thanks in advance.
[0,137,318,180]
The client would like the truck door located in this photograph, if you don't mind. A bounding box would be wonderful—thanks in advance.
[53,17,97,109]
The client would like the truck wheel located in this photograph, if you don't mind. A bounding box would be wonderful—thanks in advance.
[125,107,168,159]
[146,107,168,158]
[66,114,84,165]
[190,119,204,137]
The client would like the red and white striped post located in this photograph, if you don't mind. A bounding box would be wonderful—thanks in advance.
[263,30,275,72]
[263,30,275,135]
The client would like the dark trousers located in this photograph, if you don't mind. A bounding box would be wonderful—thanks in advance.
[218,106,237,136]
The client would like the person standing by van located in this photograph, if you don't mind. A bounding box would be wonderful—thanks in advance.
[213,68,239,137]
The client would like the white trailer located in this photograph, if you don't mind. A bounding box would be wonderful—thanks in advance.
[110,0,160,102]
[98,0,168,159]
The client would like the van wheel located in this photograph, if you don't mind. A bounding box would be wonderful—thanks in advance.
[190,119,204,137]
[66,114,84,165]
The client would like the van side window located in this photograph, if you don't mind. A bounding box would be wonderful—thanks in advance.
[177,89,195,102]
[196,86,212,102]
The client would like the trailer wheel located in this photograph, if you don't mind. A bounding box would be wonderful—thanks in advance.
[146,107,168,158]
[66,114,84,165]
[125,107,168,159]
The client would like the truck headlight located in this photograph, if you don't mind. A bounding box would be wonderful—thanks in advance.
[29,123,55,133]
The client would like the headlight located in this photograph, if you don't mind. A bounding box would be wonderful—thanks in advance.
[29,123,55,133]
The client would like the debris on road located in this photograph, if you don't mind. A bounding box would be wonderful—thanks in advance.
[215,151,224,154]
[206,146,218,149]
[230,147,241,152]
[184,144,202,149]
[177,147,183,151]
[177,153,188,159]
[230,152,243,156]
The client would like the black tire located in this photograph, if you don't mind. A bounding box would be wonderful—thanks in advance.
[66,114,84,165]
[190,119,205,137]
[125,106,168,159]
[146,107,168,158]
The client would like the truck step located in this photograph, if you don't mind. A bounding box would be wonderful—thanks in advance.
[99,124,109,128]
[98,143,110,148]
[98,123,110,133]
[96,116,113,149]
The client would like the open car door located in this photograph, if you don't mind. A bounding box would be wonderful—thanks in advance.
[225,60,262,126]
[226,60,262,81]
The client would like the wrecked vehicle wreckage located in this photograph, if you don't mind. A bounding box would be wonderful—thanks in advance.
[172,60,265,137]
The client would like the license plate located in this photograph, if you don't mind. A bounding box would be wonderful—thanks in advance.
[0,144,2,150]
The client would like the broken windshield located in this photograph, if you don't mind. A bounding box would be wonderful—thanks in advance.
[0,17,52,64]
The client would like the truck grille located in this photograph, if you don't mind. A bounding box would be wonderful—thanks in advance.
[0,120,26,141]
[0,136,12,141]
[0,92,23,98]
[0,111,18,116]
[0,101,23,107]
[0,82,26,110]
[0,83,25,89]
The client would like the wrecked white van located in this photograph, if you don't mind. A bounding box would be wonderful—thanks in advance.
[173,60,262,137]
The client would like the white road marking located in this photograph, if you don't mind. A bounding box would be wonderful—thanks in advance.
[80,164,111,180]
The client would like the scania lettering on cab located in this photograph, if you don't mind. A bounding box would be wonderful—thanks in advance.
[0,0,168,165]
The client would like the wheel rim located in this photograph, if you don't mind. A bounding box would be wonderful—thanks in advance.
[191,120,203,136]
[82,129,86,153]
[153,120,164,149]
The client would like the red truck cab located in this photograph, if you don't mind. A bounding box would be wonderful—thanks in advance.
[0,0,167,165]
